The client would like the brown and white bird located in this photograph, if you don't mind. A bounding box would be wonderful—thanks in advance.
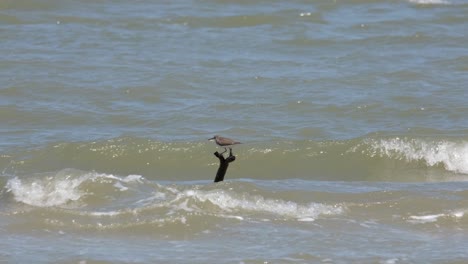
[208,135,241,153]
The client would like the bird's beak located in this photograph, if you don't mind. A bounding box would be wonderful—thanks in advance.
[208,137,215,141]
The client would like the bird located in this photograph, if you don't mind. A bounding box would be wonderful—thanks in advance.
[208,135,241,154]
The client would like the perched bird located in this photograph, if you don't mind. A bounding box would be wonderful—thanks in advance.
[208,135,241,154]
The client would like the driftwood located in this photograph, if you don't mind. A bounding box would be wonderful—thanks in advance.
[213,148,236,182]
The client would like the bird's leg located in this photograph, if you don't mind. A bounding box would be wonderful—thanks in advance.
[220,147,227,154]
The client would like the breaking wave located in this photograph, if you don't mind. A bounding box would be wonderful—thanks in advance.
[364,138,468,174]
[5,170,145,207]
[176,189,343,222]
[3,169,344,226]
[408,210,466,224]
[408,0,450,5]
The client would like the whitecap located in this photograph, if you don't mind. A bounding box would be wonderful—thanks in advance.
[408,209,466,224]
[5,170,147,207]
[366,138,468,174]
[175,189,344,221]
[6,175,87,207]
[408,0,450,4]
[89,211,121,217]
[408,214,444,223]
[113,181,128,191]
[121,174,144,183]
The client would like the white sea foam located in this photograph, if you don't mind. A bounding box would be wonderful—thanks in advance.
[98,173,143,183]
[121,174,144,183]
[367,138,468,174]
[408,214,445,223]
[5,170,146,207]
[179,189,343,221]
[89,211,121,217]
[408,0,450,4]
[112,175,143,191]
[408,210,466,224]
[248,148,273,154]
[6,175,87,207]
[113,182,128,191]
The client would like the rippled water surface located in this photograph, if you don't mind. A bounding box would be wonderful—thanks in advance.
[1,0,468,263]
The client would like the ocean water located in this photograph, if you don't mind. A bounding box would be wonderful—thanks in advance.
[1,0,468,263]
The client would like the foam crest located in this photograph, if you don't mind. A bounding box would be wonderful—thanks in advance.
[367,138,468,174]
[5,170,146,207]
[408,209,466,224]
[181,189,343,221]
[6,175,87,207]
[408,0,450,4]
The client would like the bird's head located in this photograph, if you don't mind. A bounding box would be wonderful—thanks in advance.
[208,135,218,141]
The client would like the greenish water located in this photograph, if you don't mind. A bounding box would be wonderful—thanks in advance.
[1,0,468,263]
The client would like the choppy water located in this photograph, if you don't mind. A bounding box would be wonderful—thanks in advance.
[1,0,468,263]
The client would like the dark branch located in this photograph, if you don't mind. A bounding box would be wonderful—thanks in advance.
[213,148,236,182]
